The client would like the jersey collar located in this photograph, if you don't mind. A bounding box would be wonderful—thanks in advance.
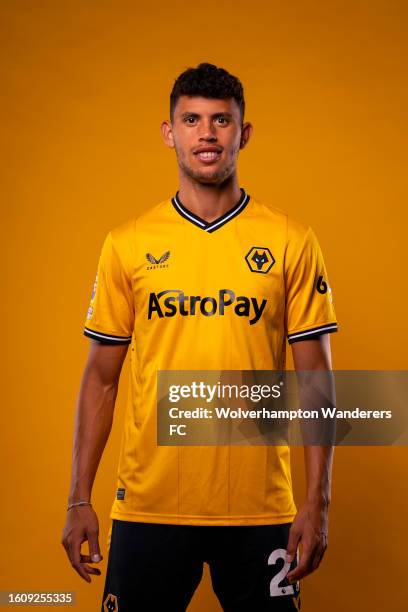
[171,188,250,233]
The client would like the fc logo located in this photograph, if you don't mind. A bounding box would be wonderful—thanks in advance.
[103,593,118,611]
[245,247,275,274]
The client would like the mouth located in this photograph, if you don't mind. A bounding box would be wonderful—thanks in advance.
[194,148,222,164]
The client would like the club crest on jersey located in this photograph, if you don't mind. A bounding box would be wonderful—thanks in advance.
[245,246,275,274]
[146,250,170,270]
[148,289,267,325]
[103,593,118,612]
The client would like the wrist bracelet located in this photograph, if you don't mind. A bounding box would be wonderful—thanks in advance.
[67,501,92,511]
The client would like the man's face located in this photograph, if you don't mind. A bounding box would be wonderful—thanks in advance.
[162,96,252,185]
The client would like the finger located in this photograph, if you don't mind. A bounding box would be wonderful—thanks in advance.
[287,542,316,582]
[310,552,323,571]
[311,541,327,571]
[87,529,102,563]
[82,564,102,576]
[68,539,92,583]
[80,553,104,564]
[285,526,301,564]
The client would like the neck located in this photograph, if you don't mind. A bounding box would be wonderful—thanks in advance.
[177,174,242,223]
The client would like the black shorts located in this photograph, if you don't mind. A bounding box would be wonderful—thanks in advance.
[102,520,301,612]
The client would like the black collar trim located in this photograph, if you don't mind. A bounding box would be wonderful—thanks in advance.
[171,188,250,233]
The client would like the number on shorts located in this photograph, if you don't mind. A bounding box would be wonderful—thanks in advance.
[268,548,295,597]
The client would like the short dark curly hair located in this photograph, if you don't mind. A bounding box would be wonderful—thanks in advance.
[170,62,245,123]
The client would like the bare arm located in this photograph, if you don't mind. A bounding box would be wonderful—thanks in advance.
[286,334,334,583]
[62,340,129,583]
[293,333,334,508]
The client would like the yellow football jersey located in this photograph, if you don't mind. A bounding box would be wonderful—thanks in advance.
[84,188,338,526]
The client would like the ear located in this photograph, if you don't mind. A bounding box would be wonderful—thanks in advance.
[240,122,253,150]
[161,120,175,149]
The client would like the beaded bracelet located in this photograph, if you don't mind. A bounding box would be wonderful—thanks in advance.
[67,501,92,511]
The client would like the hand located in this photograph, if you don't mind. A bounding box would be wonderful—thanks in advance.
[61,505,103,583]
[285,500,329,583]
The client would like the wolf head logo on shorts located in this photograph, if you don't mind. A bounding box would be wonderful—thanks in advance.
[103,593,118,611]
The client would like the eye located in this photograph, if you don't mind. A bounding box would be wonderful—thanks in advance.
[184,116,197,124]
[216,116,229,125]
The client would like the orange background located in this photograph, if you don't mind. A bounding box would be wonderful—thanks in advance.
[1,1,407,610]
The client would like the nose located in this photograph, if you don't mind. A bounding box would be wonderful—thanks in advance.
[198,118,217,141]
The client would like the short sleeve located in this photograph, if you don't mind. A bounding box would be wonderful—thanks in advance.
[284,224,338,344]
[83,231,134,345]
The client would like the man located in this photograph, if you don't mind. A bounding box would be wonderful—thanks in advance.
[62,62,338,611]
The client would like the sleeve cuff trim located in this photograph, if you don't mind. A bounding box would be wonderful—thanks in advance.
[84,327,132,344]
[287,323,338,344]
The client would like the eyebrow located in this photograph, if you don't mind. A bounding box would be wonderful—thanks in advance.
[180,111,233,119]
